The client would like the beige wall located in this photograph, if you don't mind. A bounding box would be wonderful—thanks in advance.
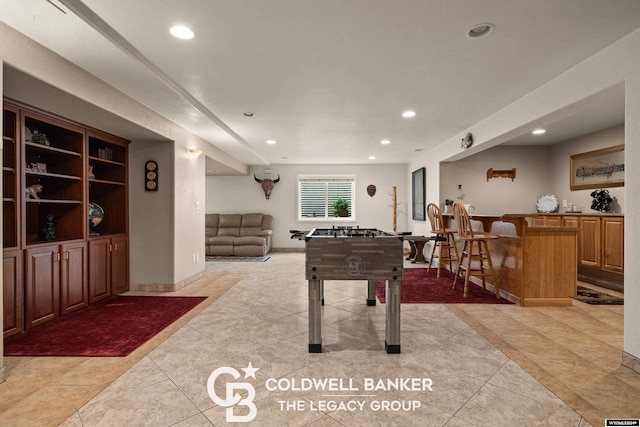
[439,124,625,215]
[128,141,175,286]
[206,163,409,249]
[440,145,551,215]
[550,125,624,213]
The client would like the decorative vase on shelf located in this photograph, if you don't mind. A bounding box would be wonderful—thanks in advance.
[590,189,613,213]
[42,214,56,241]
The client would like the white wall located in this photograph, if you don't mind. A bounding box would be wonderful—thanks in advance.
[206,163,408,249]
[174,142,207,282]
[410,29,640,365]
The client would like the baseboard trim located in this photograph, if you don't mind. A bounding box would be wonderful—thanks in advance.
[129,270,206,292]
[622,351,640,374]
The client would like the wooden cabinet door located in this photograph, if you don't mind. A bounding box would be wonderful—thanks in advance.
[60,241,88,315]
[24,245,60,330]
[602,217,624,273]
[579,217,601,267]
[3,249,23,337]
[89,238,111,304]
[111,236,129,295]
[562,216,579,228]
[546,216,562,226]
[532,216,546,226]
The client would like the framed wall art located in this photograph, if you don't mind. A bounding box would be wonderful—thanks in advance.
[412,167,425,221]
[570,144,624,191]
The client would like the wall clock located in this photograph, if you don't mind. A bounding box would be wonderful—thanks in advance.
[145,160,158,191]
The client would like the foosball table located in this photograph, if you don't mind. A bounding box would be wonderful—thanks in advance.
[298,226,404,354]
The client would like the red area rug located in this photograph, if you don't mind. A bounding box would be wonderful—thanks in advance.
[3,296,207,357]
[377,268,513,304]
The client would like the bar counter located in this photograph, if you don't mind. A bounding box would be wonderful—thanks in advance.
[443,213,578,306]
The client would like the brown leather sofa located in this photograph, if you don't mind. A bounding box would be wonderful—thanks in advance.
[205,213,273,256]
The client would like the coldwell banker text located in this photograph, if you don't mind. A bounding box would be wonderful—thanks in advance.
[265,377,433,392]
[266,377,433,413]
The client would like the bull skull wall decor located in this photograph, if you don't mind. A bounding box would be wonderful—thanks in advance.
[254,174,280,199]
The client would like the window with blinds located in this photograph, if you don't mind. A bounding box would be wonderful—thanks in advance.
[298,175,355,220]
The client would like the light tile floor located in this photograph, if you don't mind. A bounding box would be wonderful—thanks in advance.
[1,253,636,426]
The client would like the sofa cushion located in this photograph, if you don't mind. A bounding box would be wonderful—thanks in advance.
[205,214,219,228]
[261,215,274,230]
[209,236,236,246]
[240,226,263,237]
[205,214,219,237]
[218,228,240,237]
[241,213,265,227]
[234,236,266,246]
[219,214,242,228]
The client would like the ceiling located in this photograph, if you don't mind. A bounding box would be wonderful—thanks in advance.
[1,0,637,175]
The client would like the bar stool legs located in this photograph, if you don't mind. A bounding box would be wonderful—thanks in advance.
[454,239,499,298]
[427,233,459,277]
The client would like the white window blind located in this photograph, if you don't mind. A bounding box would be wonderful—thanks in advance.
[298,175,355,220]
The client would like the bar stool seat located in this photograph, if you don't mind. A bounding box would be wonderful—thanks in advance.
[452,201,500,298]
[426,203,459,277]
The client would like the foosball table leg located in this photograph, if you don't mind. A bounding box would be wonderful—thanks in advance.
[367,279,377,306]
[385,279,401,354]
[308,279,322,353]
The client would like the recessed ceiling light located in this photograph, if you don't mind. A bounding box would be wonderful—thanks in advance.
[402,110,416,118]
[169,25,194,40]
[467,23,494,39]
[380,139,391,145]
[243,112,255,117]
[532,129,546,135]
[266,139,277,145]
[368,156,376,160]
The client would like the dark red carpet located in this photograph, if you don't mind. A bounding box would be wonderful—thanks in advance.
[3,295,207,357]
[377,268,513,304]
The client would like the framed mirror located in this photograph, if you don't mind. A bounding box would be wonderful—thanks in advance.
[412,167,425,221]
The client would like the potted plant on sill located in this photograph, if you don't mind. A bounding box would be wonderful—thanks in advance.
[333,198,350,217]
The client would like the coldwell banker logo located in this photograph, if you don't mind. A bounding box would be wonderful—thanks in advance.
[208,362,434,423]
[207,362,259,422]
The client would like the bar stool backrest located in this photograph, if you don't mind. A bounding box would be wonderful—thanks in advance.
[427,203,445,233]
[453,201,474,239]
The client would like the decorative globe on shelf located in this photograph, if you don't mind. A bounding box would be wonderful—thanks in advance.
[88,202,104,236]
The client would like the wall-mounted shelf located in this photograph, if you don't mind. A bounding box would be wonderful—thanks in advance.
[487,168,517,181]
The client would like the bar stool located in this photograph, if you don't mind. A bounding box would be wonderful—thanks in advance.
[452,201,500,298]
[426,203,459,277]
